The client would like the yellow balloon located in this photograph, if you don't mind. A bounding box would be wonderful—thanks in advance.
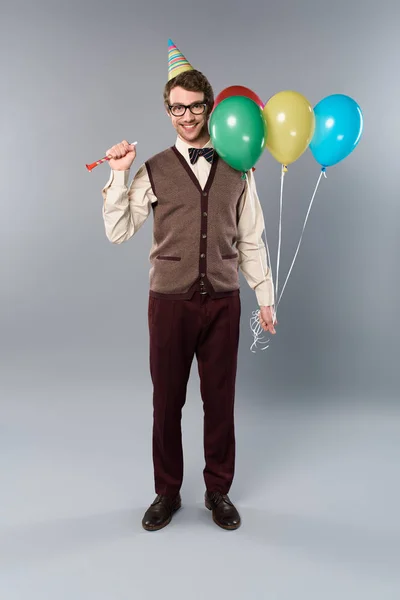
[263,90,315,165]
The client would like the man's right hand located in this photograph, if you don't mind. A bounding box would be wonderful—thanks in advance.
[105,140,136,171]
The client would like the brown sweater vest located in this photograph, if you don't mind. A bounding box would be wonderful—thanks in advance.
[145,146,246,299]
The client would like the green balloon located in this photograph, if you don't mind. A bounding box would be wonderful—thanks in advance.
[209,96,267,171]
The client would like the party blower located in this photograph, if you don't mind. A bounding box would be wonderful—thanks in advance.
[86,141,138,172]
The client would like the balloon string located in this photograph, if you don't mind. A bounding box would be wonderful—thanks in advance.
[276,168,326,307]
[249,310,270,353]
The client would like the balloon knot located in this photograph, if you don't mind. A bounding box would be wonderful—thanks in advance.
[282,165,288,173]
[241,172,246,180]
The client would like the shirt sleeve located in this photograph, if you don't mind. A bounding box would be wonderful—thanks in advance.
[101,163,157,244]
[236,170,275,307]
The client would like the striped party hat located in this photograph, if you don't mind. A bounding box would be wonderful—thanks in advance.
[168,39,194,81]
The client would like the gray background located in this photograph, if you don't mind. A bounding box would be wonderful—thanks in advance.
[1,0,399,598]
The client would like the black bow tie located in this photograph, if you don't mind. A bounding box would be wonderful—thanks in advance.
[188,147,215,165]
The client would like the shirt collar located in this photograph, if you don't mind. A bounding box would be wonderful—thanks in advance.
[175,135,213,162]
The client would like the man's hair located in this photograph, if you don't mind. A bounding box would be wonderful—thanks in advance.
[163,70,214,117]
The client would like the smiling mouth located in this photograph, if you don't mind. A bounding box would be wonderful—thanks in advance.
[181,123,198,129]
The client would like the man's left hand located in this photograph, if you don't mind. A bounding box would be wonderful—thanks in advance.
[259,306,277,334]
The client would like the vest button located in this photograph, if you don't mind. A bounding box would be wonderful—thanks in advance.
[202,191,208,196]
[203,212,208,217]
[200,253,205,258]
[202,233,207,239]
[200,273,205,277]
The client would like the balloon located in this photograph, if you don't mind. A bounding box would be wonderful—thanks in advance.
[263,90,315,165]
[214,85,264,110]
[309,94,363,168]
[209,96,267,172]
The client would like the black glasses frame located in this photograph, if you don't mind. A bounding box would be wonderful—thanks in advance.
[168,102,207,117]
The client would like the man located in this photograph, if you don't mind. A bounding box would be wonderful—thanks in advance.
[102,40,277,532]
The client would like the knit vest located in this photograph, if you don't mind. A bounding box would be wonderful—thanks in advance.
[145,146,246,299]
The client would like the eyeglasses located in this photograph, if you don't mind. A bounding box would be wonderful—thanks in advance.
[168,102,207,117]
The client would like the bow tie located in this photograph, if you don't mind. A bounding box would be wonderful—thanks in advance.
[188,147,215,165]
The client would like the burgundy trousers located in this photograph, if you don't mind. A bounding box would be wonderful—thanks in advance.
[148,291,241,497]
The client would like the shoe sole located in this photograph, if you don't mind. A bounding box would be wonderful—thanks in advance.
[142,503,181,531]
[205,499,241,530]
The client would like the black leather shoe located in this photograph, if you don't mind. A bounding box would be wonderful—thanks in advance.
[142,493,181,531]
[205,491,241,530]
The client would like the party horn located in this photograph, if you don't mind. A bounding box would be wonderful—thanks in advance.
[86,141,138,172]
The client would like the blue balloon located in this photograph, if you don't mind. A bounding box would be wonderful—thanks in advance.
[309,94,363,168]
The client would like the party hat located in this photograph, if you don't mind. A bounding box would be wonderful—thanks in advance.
[168,39,194,81]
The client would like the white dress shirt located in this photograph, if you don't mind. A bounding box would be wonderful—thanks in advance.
[102,136,274,307]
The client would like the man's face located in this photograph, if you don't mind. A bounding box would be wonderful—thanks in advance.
[167,86,209,144]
